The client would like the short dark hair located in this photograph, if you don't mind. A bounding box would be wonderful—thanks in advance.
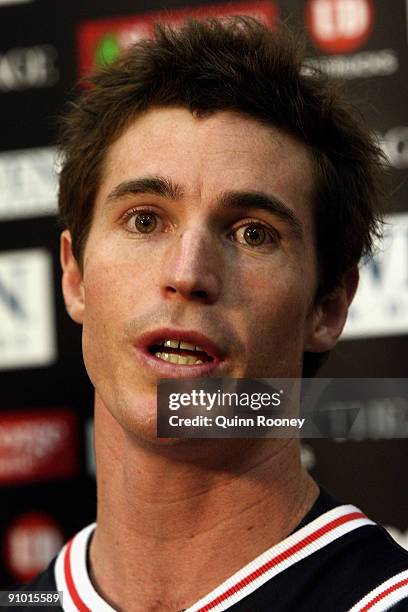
[58,16,385,375]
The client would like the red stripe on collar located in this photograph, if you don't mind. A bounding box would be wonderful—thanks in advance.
[63,538,92,612]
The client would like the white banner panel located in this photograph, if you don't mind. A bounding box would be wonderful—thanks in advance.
[343,212,408,339]
[0,147,58,220]
[0,249,56,369]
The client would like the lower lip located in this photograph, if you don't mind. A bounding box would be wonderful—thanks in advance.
[135,348,223,378]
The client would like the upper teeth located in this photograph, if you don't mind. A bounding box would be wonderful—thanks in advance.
[155,338,207,365]
[162,339,204,351]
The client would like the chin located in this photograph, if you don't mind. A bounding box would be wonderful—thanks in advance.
[117,399,189,447]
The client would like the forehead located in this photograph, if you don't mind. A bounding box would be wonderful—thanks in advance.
[99,107,315,227]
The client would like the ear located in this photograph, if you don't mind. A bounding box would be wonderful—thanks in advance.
[60,230,85,324]
[305,266,359,353]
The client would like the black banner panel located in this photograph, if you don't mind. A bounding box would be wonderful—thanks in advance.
[1,0,408,587]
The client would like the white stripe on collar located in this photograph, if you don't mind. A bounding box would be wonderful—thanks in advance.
[347,568,408,612]
[55,504,374,612]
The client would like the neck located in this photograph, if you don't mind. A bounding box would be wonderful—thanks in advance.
[89,397,318,612]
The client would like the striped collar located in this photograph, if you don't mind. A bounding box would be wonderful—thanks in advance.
[55,504,373,612]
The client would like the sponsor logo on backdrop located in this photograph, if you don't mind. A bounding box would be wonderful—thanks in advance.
[306,0,374,54]
[0,249,56,370]
[378,127,408,169]
[0,409,78,485]
[304,0,399,78]
[3,513,63,582]
[0,44,59,92]
[77,1,278,78]
[324,392,408,440]
[0,147,58,220]
[343,212,408,339]
[302,49,398,79]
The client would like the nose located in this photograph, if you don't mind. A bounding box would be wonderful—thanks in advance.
[160,227,222,304]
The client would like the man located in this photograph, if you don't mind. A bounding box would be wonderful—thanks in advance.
[7,16,408,612]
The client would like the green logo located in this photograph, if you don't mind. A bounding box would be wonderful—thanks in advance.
[94,33,121,68]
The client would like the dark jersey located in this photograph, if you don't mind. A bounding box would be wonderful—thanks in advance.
[5,489,408,611]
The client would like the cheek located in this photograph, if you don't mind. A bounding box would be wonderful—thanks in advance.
[83,246,156,318]
[80,251,153,373]
[237,267,312,361]
[80,267,116,384]
[240,265,310,319]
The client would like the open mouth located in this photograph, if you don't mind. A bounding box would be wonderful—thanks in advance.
[148,339,213,366]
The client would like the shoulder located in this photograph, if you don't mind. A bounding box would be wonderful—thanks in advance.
[236,503,408,611]
[332,523,408,611]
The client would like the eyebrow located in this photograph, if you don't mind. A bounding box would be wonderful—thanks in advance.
[106,176,183,202]
[106,175,304,240]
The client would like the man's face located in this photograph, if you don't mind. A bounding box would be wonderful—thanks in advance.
[63,108,324,440]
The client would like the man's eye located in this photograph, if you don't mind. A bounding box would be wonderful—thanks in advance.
[122,210,160,234]
[133,212,157,233]
[233,223,276,247]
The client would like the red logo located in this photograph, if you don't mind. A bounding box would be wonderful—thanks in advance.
[77,1,278,79]
[3,513,64,582]
[0,409,78,485]
[306,0,374,54]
